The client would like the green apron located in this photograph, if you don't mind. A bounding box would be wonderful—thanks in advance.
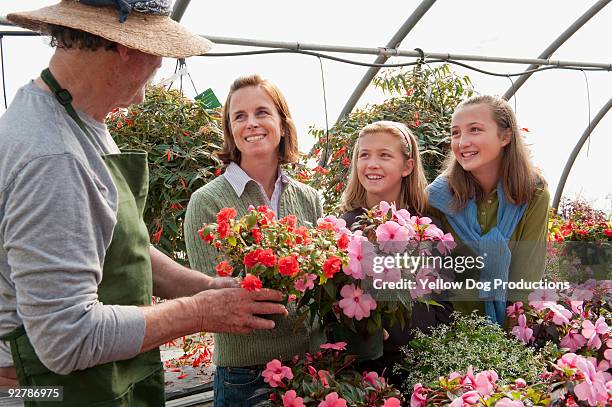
[0,69,164,406]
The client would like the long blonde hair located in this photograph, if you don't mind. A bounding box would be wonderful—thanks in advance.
[341,121,429,215]
[442,95,546,210]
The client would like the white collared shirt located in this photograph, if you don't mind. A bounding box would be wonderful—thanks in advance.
[223,162,289,215]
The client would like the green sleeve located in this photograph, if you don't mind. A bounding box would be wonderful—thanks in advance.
[507,187,550,298]
[184,189,220,276]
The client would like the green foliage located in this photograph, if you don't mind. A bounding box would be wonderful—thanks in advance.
[106,86,224,264]
[396,312,547,392]
[292,64,473,213]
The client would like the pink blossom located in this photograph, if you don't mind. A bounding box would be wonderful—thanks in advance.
[574,357,612,406]
[496,399,525,407]
[604,348,612,362]
[474,370,498,396]
[506,302,523,318]
[528,289,559,311]
[546,302,573,326]
[436,232,456,255]
[379,201,395,215]
[377,264,402,284]
[461,365,477,389]
[511,314,534,344]
[410,268,437,299]
[317,392,346,407]
[569,300,584,315]
[558,353,581,369]
[295,273,317,292]
[317,370,331,388]
[582,317,608,350]
[338,284,376,320]
[318,215,349,235]
[560,329,587,352]
[262,359,293,388]
[383,397,401,407]
[514,378,526,388]
[449,390,480,407]
[320,342,346,351]
[410,383,427,407]
[363,371,385,390]
[570,287,593,302]
[346,232,375,279]
[376,221,412,253]
[282,390,305,407]
[448,372,462,381]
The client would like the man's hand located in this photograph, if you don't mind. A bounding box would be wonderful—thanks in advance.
[193,288,288,334]
[207,277,240,290]
[0,366,18,389]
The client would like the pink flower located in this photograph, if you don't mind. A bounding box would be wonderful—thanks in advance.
[560,329,587,352]
[449,390,480,407]
[511,314,534,344]
[410,267,437,299]
[604,348,612,362]
[317,370,331,388]
[262,359,293,388]
[282,390,305,407]
[320,342,346,351]
[363,371,385,390]
[582,317,608,350]
[436,232,456,255]
[376,221,411,253]
[379,201,395,215]
[317,215,349,235]
[295,273,317,292]
[496,399,525,407]
[514,378,526,388]
[338,284,377,320]
[574,357,612,406]
[383,397,401,407]
[546,302,573,326]
[558,353,581,369]
[377,264,402,284]
[506,302,523,318]
[318,392,346,407]
[528,289,559,311]
[346,232,375,279]
[448,372,462,381]
[474,370,498,396]
[410,383,427,407]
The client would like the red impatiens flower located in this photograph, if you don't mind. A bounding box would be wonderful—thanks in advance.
[241,274,262,291]
[323,256,342,278]
[337,233,350,250]
[215,261,233,277]
[604,229,612,237]
[259,249,277,268]
[198,227,214,243]
[217,207,237,223]
[214,168,223,177]
[244,249,262,268]
[217,221,230,239]
[278,254,299,277]
[280,215,297,230]
[251,227,263,243]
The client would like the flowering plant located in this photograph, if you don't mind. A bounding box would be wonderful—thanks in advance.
[409,355,612,407]
[198,205,349,302]
[506,280,611,370]
[256,342,402,406]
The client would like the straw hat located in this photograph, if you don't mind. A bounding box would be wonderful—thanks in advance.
[7,0,213,59]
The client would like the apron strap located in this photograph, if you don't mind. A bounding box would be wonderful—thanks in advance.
[40,68,95,142]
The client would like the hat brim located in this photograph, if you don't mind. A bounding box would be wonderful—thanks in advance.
[7,0,213,59]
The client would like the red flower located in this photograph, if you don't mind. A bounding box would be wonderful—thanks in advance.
[251,227,263,243]
[152,227,163,244]
[215,261,233,277]
[180,178,187,189]
[198,227,214,243]
[182,130,191,137]
[166,150,173,161]
[341,156,350,167]
[244,249,262,268]
[294,226,310,244]
[259,249,277,268]
[217,221,230,239]
[217,207,237,223]
[604,229,612,237]
[280,215,297,230]
[257,205,270,213]
[214,168,223,177]
[323,256,342,278]
[278,254,299,276]
[241,274,262,291]
[337,233,350,250]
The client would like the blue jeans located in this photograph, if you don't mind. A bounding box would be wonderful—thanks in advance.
[213,366,269,407]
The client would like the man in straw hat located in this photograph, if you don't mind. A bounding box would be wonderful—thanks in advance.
[0,1,288,405]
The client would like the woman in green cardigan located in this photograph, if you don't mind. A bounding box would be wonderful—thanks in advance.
[184,74,324,406]
[428,95,549,326]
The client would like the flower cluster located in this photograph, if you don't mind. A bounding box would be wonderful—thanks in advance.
[259,342,402,406]
[410,353,612,407]
[548,199,611,243]
[198,205,349,300]
[507,280,611,363]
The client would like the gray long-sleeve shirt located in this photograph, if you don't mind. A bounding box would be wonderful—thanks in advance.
[0,82,145,374]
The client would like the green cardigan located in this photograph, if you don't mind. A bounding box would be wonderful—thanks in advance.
[184,174,325,367]
[430,186,550,316]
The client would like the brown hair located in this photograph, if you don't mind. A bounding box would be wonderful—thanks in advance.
[340,121,429,215]
[442,95,546,210]
[217,74,299,165]
[48,24,117,51]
